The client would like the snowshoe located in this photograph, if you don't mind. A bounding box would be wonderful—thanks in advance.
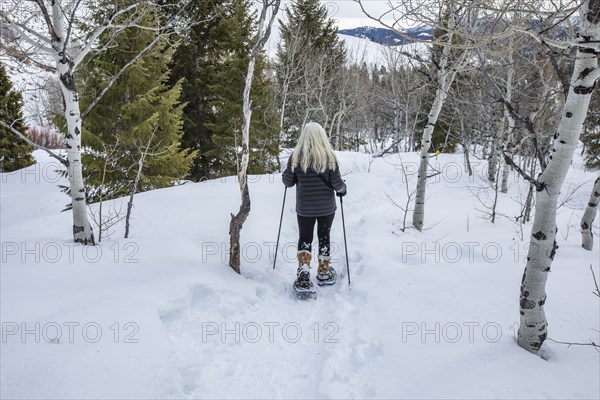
[317,256,337,286]
[317,266,337,286]
[293,265,317,299]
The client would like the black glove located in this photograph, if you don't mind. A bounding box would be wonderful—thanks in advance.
[336,188,346,197]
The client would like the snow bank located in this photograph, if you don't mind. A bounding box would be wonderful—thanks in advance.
[1,150,598,399]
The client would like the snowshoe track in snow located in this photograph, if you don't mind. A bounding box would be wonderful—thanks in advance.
[156,250,379,398]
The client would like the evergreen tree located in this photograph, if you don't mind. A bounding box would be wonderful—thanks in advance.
[170,0,278,180]
[583,89,600,169]
[413,14,464,154]
[0,63,34,172]
[276,0,346,145]
[79,3,196,203]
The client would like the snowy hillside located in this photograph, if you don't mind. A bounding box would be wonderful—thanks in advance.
[338,33,428,66]
[265,25,427,67]
[338,26,432,45]
[1,150,599,399]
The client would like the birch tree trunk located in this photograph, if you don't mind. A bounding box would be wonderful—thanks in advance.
[412,19,467,231]
[51,1,95,245]
[581,175,600,250]
[57,62,95,244]
[488,131,500,182]
[518,0,600,354]
[229,0,280,273]
[501,41,516,193]
[4,1,186,244]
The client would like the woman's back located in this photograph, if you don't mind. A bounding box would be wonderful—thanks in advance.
[283,161,345,217]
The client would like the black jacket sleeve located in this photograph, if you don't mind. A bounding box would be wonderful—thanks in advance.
[282,156,297,188]
[329,163,346,194]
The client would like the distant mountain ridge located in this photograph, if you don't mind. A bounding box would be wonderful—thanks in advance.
[338,26,432,46]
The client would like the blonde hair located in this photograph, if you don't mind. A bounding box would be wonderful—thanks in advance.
[291,122,338,173]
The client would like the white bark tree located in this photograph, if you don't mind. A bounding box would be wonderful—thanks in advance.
[518,0,600,354]
[581,175,600,250]
[500,38,516,193]
[379,46,423,154]
[412,10,469,231]
[275,22,308,153]
[3,0,100,244]
[1,0,189,244]
[356,0,475,230]
[229,0,280,273]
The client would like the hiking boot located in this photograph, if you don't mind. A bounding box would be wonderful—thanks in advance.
[316,255,337,286]
[293,250,315,296]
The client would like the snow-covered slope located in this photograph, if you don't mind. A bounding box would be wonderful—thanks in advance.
[338,33,428,66]
[1,150,599,399]
[338,26,433,45]
[265,25,427,67]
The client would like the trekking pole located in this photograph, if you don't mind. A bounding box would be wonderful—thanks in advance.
[340,196,351,286]
[273,187,287,270]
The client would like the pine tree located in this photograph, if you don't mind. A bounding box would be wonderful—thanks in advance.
[79,3,196,204]
[170,0,278,180]
[279,0,343,53]
[583,131,600,169]
[276,0,346,145]
[0,63,34,172]
[583,89,600,169]
[203,0,279,177]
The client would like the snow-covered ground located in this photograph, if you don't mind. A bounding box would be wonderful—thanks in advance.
[1,150,599,399]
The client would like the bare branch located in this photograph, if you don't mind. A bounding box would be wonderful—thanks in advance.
[543,41,570,98]
[81,31,163,118]
[0,120,67,166]
[2,16,52,45]
[477,52,548,170]
[546,337,600,349]
[253,0,281,52]
[62,0,84,57]
[32,0,60,44]
[73,1,157,67]
[591,265,600,298]
[501,149,543,191]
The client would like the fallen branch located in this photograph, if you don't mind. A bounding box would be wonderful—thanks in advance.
[546,338,600,350]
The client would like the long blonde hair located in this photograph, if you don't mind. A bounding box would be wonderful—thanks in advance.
[291,122,338,173]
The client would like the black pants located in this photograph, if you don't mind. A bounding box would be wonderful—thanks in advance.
[297,213,335,256]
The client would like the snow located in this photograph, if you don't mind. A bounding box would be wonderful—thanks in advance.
[1,149,599,399]
[338,33,428,66]
[338,33,388,65]
[264,27,428,68]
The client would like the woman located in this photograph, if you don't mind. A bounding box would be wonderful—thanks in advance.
[282,122,347,295]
